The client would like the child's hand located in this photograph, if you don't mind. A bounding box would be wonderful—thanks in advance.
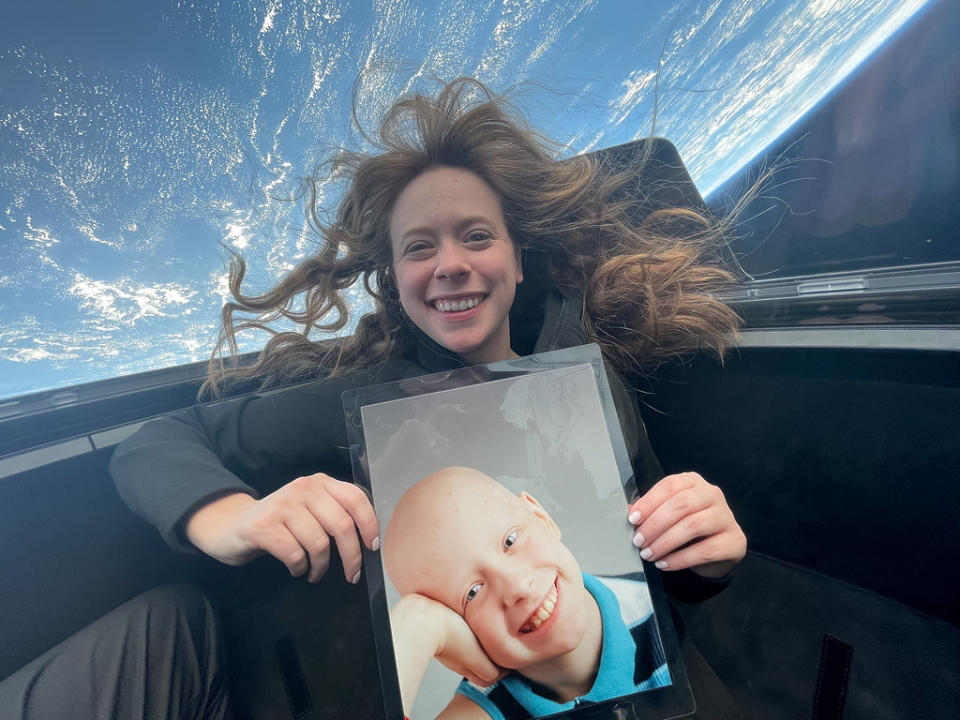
[627,472,746,579]
[390,594,504,715]
[392,593,504,687]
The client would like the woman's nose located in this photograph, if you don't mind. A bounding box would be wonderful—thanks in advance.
[433,240,471,279]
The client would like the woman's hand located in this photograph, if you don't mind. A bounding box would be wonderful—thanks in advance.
[390,593,504,715]
[184,473,380,583]
[627,472,746,579]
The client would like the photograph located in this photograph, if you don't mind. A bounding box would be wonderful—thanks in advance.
[353,359,677,720]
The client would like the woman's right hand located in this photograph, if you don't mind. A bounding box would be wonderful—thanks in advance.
[184,473,380,583]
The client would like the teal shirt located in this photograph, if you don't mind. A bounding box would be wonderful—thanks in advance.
[457,572,671,719]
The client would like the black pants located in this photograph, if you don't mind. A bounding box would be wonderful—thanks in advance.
[0,584,233,720]
[0,583,741,720]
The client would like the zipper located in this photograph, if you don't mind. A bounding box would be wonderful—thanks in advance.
[547,296,568,351]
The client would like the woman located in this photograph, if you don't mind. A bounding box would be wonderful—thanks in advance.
[108,78,745,716]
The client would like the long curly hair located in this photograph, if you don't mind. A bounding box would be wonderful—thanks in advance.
[201,78,742,397]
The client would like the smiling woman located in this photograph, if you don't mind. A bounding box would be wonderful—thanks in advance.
[390,167,524,366]
[201,79,740,398]
[94,76,749,720]
[1,4,958,720]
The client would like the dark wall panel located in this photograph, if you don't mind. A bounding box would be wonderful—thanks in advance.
[639,347,960,625]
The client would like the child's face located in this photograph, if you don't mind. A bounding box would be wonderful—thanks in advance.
[385,467,589,671]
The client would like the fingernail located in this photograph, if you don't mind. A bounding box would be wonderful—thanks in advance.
[632,531,645,548]
[640,548,653,560]
[351,570,361,584]
[628,511,642,525]
[655,560,668,570]
[371,536,380,552]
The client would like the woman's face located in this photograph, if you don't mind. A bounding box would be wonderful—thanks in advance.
[389,166,523,365]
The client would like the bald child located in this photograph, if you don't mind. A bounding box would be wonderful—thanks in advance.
[384,467,669,719]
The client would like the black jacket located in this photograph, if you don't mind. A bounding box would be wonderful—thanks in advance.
[109,287,661,551]
[110,285,729,600]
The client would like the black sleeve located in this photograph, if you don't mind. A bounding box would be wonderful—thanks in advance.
[607,366,734,603]
[109,374,365,552]
[661,567,732,603]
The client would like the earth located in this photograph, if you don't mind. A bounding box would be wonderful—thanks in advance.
[0,0,931,399]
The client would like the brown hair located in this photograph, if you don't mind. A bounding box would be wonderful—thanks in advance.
[201,78,741,397]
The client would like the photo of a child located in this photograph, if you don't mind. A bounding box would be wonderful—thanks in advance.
[351,358,680,719]
[384,466,669,719]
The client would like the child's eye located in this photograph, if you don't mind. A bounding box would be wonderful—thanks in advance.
[465,583,483,604]
[504,529,518,549]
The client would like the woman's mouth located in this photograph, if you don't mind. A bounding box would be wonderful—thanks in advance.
[519,579,559,634]
[431,295,484,313]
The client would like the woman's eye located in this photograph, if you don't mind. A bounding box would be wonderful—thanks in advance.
[403,240,432,256]
[465,583,482,604]
[465,230,492,244]
[504,529,518,549]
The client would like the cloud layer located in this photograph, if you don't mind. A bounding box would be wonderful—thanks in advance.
[0,0,930,397]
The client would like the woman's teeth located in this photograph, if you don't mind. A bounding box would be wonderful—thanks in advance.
[520,584,558,633]
[434,296,482,312]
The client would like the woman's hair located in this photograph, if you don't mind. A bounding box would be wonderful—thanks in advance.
[201,77,741,397]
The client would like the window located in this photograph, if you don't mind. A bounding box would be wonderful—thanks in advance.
[0,0,935,401]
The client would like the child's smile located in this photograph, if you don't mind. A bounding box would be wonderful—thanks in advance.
[519,577,559,634]
[384,467,597,671]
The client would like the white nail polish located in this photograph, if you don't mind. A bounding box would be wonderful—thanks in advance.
[640,548,653,560]
[655,560,668,570]
[632,531,645,548]
[628,511,642,525]
[351,570,361,584]
[371,536,380,551]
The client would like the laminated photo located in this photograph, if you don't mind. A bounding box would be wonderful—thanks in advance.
[343,345,692,720]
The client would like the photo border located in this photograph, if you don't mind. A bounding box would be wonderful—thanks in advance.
[342,344,695,720]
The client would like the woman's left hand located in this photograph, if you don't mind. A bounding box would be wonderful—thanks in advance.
[627,472,746,579]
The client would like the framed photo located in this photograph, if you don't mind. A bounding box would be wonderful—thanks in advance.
[342,345,693,720]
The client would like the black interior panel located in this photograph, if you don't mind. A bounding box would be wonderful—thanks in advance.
[639,346,960,626]
[2,342,957,719]
[675,552,960,720]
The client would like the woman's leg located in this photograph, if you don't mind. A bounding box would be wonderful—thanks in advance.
[0,584,233,720]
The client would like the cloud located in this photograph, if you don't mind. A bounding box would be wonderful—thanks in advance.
[225,219,253,250]
[611,70,658,127]
[68,272,197,325]
[79,222,121,248]
[24,216,58,247]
